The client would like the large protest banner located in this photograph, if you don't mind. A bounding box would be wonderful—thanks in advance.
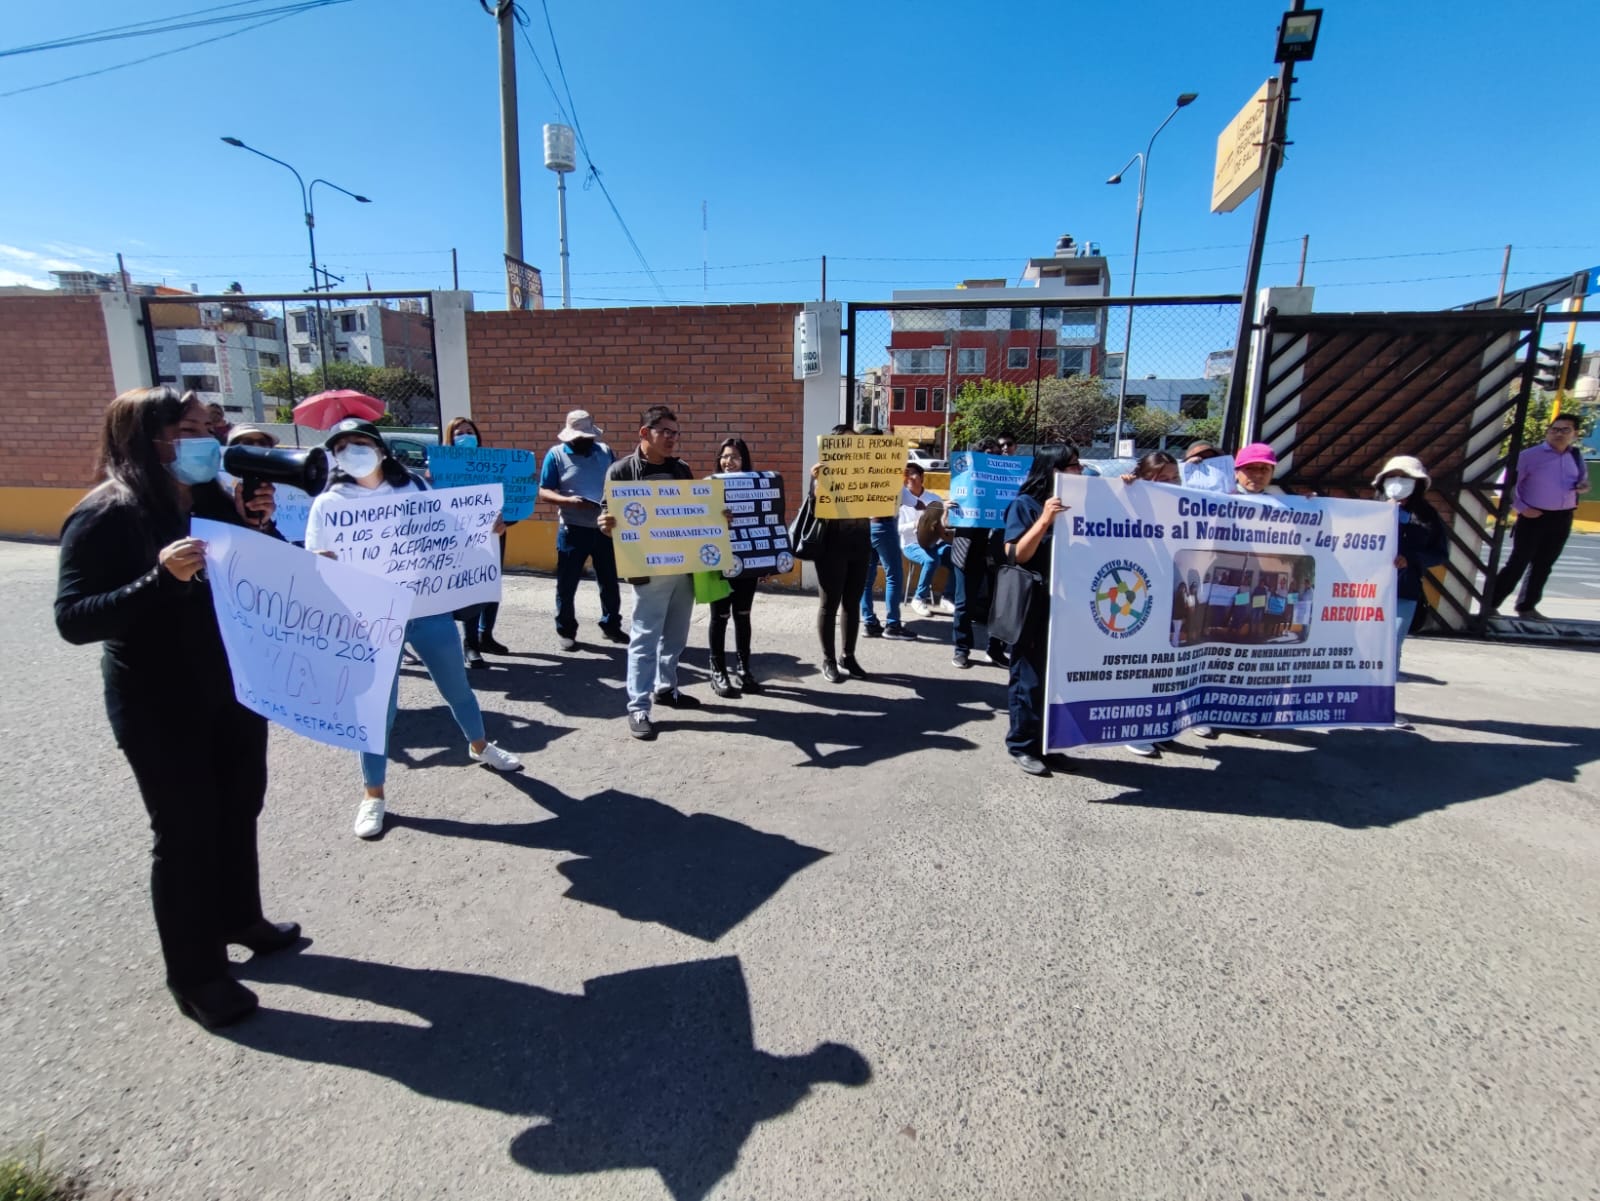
[606,478,732,577]
[815,434,906,519]
[717,471,792,578]
[308,483,504,618]
[193,519,413,754]
[426,444,539,521]
[1043,476,1398,751]
[947,451,1029,528]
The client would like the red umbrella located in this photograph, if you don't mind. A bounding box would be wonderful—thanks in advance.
[293,389,385,429]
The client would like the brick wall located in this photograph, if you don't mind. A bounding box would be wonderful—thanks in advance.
[0,295,114,489]
[467,303,806,511]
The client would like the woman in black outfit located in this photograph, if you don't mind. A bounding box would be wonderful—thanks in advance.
[1002,445,1077,777]
[55,386,299,1030]
[708,437,763,698]
[439,416,515,668]
[811,424,874,683]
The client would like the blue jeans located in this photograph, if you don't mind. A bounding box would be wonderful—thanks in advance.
[952,550,1001,653]
[555,523,622,638]
[860,522,904,628]
[904,542,952,602]
[1395,597,1418,664]
[363,613,486,788]
[626,574,695,715]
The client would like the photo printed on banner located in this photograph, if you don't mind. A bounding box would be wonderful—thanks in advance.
[716,471,792,578]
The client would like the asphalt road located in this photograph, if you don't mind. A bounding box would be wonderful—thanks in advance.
[2,540,1598,1201]
[1544,530,1600,600]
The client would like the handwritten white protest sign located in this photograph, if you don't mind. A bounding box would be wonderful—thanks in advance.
[194,519,413,754]
[307,483,504,617]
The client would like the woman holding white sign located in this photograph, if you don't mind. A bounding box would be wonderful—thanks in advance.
[307,420,523,840]
[56,386,295,1030]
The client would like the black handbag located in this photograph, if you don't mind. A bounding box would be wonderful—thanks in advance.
[788,491,827,562]
[988,544,1042,645]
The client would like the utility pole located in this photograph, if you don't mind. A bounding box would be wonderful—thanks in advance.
[1496,244,1512,306]
[1221,1,1317,451]
[1296,234,1308,286]
[490,0,523,305]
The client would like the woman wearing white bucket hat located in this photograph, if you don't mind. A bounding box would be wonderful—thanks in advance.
[1373,454,1447,729]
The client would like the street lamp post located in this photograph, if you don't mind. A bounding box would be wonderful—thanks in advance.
[220,137,370,389]
[1106,92,1197,454]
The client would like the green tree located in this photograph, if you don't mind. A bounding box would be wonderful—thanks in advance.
[1034,375,1117,446]
[260,361,437,424]
[947,379,1030,450]
[1128,405,1186,449]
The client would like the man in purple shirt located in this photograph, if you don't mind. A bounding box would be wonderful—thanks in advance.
[1492,412,1590,618]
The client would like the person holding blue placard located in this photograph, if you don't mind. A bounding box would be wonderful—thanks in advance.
[438,417,521,667]
[538,409,624,652]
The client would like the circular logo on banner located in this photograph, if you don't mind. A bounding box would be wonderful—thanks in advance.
[623,502,648,527]
[722,555,743,579]
[776,551,795,575]
[1090,559,1153,639]
[699,543,722,567]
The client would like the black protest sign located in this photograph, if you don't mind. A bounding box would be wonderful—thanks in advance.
[717,471,793,578]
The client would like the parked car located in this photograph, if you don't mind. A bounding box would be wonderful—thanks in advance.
[382,430,439,470]
[907,448,948,472]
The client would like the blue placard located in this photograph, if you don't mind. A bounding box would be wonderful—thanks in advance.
[426,444,539,520]
[947,451,1029,528]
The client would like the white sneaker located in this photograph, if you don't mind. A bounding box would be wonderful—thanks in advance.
[910,598,933,616]
[935,598,956,615]
[1125,742,1158,757]
[471,741,524,772]
[353,795,386,839]
[1191,725,1217,739]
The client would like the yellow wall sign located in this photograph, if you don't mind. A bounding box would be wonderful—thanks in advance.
[815,435,907,519]
[1212,79,1275,214]
[606,478,732,577]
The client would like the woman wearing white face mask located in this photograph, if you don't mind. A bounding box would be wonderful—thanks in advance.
[55,387,295,1030]
[1373,455,1447,729]
[307,419,522,840]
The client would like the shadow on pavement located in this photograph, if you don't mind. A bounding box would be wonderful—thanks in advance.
[688,664,1001,769]
[230,953,868,1201]
[1084,717,1600,829]
[389,774,829,941]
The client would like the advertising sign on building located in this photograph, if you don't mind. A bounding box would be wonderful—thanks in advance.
[793,311,821,379]
[505,255,545,311]
[1212,80,1276,214]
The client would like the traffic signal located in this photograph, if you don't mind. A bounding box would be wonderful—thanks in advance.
[1563,343,1585,390]
[1533,347,1563,391]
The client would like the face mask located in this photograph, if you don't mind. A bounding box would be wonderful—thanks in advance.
[335,444,383,479]
[454,434,479,449]
[166,437,221,485]
[1382,477,1416,501]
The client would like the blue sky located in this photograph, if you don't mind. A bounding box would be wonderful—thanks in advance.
[2,0,1596,313]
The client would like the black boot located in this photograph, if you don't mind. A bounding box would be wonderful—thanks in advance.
[735,655,761,693]
[169,977,258,1029]
[709,653,740,698]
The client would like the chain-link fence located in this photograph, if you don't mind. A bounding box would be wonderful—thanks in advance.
[845,296,1240,462]
[141,290,442,433]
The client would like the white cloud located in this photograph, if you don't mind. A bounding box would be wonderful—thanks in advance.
[42,240,109,261]
[0,267,54,289]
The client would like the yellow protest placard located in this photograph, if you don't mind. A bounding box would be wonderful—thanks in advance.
[605,478,732,577]
[815,435,907,519]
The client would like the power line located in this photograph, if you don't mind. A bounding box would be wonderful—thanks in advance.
[0,3,349,98]
[0,1,349,59]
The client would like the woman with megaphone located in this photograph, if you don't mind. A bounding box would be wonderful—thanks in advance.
[55,386,296,1031]
[306,419,524,842]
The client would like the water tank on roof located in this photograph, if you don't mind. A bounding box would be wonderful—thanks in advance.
[543,124,576,173]
[1055,234,1075,257]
